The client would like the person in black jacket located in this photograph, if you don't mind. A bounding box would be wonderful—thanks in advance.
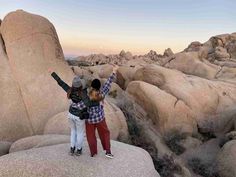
[51,72,98,156]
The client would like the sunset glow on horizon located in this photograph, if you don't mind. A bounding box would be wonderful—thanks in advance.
[0,0,236,57]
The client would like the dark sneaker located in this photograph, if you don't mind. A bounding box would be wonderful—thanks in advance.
[70,147,75,155]
[105,152,114,159]
[91,153,97,157]
[75,148,82,156]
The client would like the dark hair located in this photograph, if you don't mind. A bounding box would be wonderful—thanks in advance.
[67,86,82,99]
[91,79,101,90]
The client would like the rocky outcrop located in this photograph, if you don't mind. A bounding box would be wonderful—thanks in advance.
[0,10,74,139]
[116,66,141,89]
[164,52,220,80]
[9,135,70,153]
[132,64,236,134]
[0,26,33,141]
[163,48,174,57]
[184,41,202,52]
[0,142,160,177]
[127,81,197,135]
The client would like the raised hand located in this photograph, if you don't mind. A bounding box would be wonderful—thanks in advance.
[111,64,119,73]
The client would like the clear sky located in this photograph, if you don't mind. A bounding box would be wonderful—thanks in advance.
[0,0,236,56]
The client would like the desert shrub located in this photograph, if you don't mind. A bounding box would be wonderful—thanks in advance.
[164,131,186,155]
[155,155,182,177]
[108,90,117,98]
[188,158,220,177]
[198,131,216,142]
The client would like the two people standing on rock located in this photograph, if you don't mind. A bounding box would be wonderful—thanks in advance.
[51,64,119,158]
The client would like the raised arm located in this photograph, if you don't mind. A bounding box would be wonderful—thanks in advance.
[51,72,70,92]
[101,65,119,97]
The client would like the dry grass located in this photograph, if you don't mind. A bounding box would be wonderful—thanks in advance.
[188,158,220,177]
[164,131,186,155]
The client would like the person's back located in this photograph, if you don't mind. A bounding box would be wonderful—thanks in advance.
[51,72,94,156]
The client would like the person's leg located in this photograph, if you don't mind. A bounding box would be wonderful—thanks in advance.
[97,119,111,154]
[68,115,76,154]
[85,122,97,156]
[75,118,85,154]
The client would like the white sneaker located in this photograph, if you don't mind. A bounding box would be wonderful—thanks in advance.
[105,152,114,159]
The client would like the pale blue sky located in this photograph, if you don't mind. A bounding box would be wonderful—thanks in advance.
[0,0,235,56]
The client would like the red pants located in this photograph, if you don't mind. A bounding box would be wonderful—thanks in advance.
[86,119,111,156]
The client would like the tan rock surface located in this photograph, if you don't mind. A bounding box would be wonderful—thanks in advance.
[9,135,70,153]
[132,64,236,133]
[0,30,33,141]
[44,111,70,135]
[127,81,197,135]
[165,52,220,79]
[0,142,160,177]
[1,10,74,134]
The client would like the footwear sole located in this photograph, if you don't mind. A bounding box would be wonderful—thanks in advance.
[105,155,114,159]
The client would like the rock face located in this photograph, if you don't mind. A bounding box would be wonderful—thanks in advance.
[184,41,202,52]
[0,10,74,139]
[127,81,197,135]
[44,100,129,142]
[44,112,70,135]
[0,142,160,177]
[9,135,70,153]
[163,48,174,57]
[217,140,236,177]
[165,52,220,80]
[131,64,236,134]
[0,26,33,141]
[116,66,140,89]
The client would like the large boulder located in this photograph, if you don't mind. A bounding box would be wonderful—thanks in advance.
[116,66,139,89]
[44,100,129,142]
[0,10,74,135]
[165,52,220,80]
[87,64,113,79]
[184,41,202,52]
[44,112,70,135]
[0,30,33,141]
[0,142,160,177]
[0,141,12,156]
[127,81,197,135]
[215,66,236,84]
[9,135,70,153]
[132,64,236,134]
[163,48,174,57]
[217,140,236,177]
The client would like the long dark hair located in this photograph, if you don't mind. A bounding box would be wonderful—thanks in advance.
[67,86,83,99]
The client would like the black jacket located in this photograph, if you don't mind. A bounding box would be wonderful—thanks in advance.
[51,72,99,118]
